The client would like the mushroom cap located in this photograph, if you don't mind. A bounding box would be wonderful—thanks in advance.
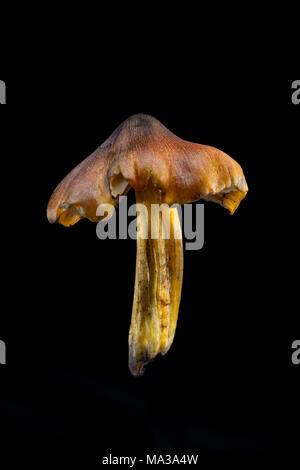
[47,114,248,226]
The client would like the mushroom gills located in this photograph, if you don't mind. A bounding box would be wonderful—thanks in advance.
[129,187,184,376]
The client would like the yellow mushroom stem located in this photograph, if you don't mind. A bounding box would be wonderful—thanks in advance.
[129,185,184,376]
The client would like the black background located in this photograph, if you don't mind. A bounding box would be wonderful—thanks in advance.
[0,70,299,466]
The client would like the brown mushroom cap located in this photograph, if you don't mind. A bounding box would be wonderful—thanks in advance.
[47,114,248,226]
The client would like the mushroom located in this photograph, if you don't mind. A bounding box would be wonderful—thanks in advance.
[47,114,248,376]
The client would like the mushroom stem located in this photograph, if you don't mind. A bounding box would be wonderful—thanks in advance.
[129,186,184,376]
